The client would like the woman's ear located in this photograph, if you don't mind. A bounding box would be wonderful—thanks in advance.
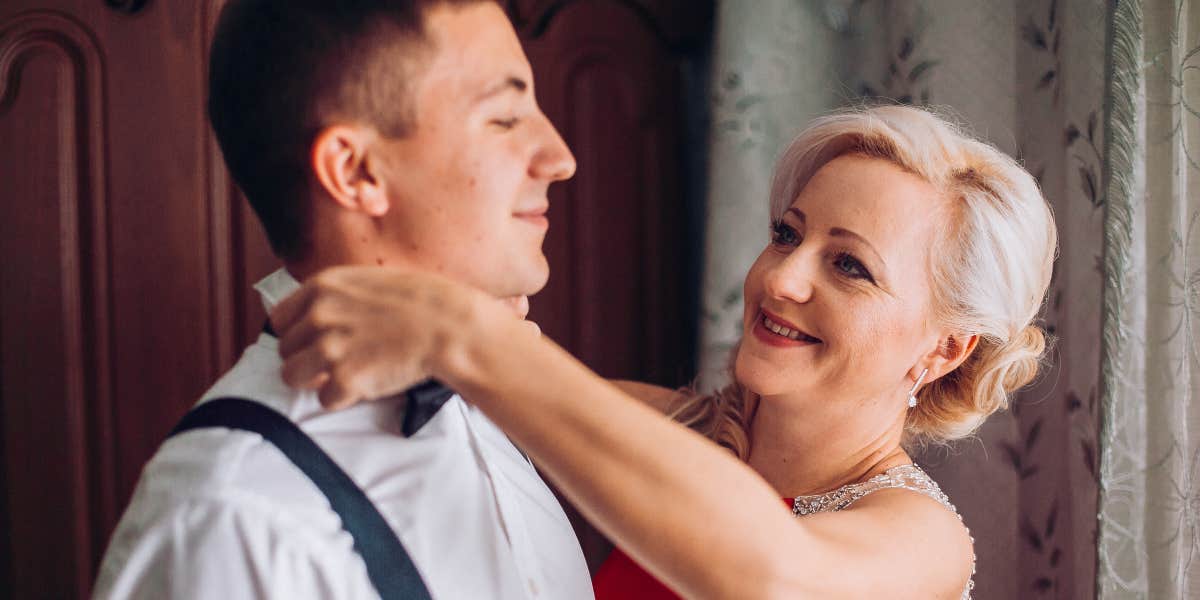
[920,332,980,383]
[310,125,390,217]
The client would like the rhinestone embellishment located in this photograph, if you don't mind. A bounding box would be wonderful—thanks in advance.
[790,464,976,599]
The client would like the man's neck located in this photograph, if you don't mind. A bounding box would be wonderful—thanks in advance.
[287,211,395,282]
[284,249,380,284]
[283,263,313,284]
[284,251,354,283]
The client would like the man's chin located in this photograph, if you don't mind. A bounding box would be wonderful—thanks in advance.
[517,257,550,296]
[482,275,546,306]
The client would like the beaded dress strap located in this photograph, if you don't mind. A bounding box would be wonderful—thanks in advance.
[788,464,975,599]
[790,464,954,516]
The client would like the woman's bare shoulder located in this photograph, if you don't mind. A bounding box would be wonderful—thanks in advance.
[608,380,688,414]
[846,488,975,596]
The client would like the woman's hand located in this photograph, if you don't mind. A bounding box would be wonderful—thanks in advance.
[268,265,520,409]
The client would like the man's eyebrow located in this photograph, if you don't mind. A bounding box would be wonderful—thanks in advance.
[787,207,886,268]
[474,76,528,103]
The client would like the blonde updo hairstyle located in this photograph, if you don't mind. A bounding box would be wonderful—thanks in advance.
[672,105,1056,454]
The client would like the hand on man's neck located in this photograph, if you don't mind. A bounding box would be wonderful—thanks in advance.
[285,256,533,323]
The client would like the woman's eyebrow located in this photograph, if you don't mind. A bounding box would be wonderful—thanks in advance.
[788,207,887,269]
[786,207,806,225]
[829,227,886,269]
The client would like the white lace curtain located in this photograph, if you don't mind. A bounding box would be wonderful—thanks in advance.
[699,1,1109,597]
[1098,1,1200,598]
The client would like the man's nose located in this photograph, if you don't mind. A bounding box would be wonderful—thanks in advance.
[762,251,816,304]
[529,111,576,182]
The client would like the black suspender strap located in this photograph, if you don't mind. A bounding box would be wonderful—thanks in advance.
[170,398,433,600]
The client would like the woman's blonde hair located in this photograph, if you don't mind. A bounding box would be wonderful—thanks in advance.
[672,104,1057,455]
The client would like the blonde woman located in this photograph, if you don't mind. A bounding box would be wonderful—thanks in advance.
[271,105,1055,599]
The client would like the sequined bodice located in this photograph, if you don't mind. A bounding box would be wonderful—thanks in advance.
[790,464,975,599]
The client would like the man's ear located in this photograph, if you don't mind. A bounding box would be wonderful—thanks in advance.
[915,331,980,384]
[310,125,390,217]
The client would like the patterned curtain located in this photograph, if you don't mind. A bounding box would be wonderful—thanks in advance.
[699,1,1107,597]
[1098,1,1200,598]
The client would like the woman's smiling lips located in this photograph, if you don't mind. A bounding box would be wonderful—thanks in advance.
[751,309,822,348]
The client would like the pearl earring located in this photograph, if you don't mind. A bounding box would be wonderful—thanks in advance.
[908,368,929,408]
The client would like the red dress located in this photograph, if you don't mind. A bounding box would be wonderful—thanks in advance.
[592,499,795,599]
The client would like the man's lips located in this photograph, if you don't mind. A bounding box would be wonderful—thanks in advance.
[513,206,549,229]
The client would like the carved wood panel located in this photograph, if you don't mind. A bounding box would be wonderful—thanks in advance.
[0,12,111,598]
[100,0,220,512]
[0,1,232,595]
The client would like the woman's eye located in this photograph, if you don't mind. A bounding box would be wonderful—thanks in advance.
[492,117,520,130]
[834,253,874,282]
[771,220,799,246]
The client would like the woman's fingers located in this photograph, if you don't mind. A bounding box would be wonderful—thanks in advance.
[269,282,318,337]
[281,332,378,409]
[270,265,502,409]
[316,360,424,410]
[280,341,336,390]
[317,371,361,410]
[276,311,337,360]
[271,268,432,406]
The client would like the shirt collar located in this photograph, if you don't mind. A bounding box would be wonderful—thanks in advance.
[254,268,302,314]
[249,267,454,433]
[245,268,409,420]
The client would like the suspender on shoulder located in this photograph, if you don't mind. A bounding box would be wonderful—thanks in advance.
[169,398,434,600]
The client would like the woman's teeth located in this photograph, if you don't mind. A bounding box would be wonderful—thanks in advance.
[763,315,817,342]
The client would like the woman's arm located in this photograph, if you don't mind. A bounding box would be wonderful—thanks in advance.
[452,322,794,597]
[608,380,683,414]
[271,267,973,599]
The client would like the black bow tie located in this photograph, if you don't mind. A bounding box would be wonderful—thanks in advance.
[263,321,453,436]
[400,379,455,436]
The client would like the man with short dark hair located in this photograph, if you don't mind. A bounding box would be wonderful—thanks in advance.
[93,1,590,597]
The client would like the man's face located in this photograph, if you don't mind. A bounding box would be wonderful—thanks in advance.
[372,2,575,299]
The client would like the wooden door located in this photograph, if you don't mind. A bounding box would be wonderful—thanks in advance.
[0,1,710,596]
[0,3,239,597]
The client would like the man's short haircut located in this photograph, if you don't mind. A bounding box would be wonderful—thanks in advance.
[209,0,486,260]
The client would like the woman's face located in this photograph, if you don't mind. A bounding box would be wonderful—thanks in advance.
[737,154,949,409]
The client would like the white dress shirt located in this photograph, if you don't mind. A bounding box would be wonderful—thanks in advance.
[93,269,593,600]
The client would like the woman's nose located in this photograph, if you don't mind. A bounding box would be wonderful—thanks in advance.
[762,252,815,304]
